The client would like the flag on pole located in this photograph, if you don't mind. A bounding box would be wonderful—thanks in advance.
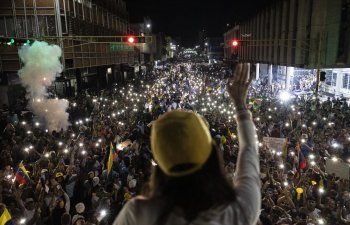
[0,207,14,225]
[296,143,307,170]
[107,143,114,176]
[15,162,30,185]
[110,143,117,160]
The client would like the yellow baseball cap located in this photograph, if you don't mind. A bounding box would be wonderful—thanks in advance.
[56,172,64,178]
[151,110,212,177]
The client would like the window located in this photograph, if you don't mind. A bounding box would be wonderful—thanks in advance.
[331,73,337,86]
[16,16,26,38]
[325,71,337,86]
[5,17,16,37]
[27,16,35,37]
[38,16,48,36]
[343,73,350,89]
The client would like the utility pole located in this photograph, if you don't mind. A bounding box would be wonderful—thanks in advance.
[315,32,323,98]
[139,47,142,77]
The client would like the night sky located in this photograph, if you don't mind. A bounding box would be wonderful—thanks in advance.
[126,0,276,47]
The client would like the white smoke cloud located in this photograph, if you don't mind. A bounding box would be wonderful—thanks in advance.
[18,41,70,131]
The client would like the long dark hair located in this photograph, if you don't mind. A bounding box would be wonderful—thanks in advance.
[145,143,236,224]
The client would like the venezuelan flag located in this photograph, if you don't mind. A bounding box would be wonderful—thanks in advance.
[110,143,117,160]
[15,163,29,185]
[0,208,14,225]
[296,143,307,170]
[107,143,114,176]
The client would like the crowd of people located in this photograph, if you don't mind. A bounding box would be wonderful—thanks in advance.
[292,73,316,91]
[1,59,350,225]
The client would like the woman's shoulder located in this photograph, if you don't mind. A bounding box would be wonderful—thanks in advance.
[113,196,162,225]
[126,195,155,207]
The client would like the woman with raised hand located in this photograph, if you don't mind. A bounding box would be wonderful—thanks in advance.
[113,63,260,225]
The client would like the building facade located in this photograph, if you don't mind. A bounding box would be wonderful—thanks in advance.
[0,0,139,104]
[224,0,350,97]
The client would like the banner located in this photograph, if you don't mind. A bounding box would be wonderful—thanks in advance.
[263,137,287,152]
[326,159,349,180]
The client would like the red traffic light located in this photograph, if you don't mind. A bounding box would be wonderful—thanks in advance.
[122,36,146,43]
[127,37,135,43]
[232,39,239,47]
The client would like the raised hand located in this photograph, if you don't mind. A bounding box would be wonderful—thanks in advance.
[227,63,255,110]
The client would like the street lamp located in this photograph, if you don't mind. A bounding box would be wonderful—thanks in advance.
[146,23,151,28]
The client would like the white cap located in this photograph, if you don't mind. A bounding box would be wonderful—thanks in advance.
[75,203,85,214]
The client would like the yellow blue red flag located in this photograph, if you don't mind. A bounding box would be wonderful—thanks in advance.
[0,208,14,225]
[16,162,30,185]
[107,143,114,176]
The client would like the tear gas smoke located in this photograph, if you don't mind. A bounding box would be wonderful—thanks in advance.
[18,41,70,131]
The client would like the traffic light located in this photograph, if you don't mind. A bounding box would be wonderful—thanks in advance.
[231,39,239,48]
[122,36,146,44]
[9,38,15,45]
[127,36,135,43]
[0,37,32,46]
[0,38,13,45]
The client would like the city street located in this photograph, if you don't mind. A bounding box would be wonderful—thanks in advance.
[0,1,350,225]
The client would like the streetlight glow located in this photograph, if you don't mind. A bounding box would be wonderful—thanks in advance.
[279,91,291,101]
